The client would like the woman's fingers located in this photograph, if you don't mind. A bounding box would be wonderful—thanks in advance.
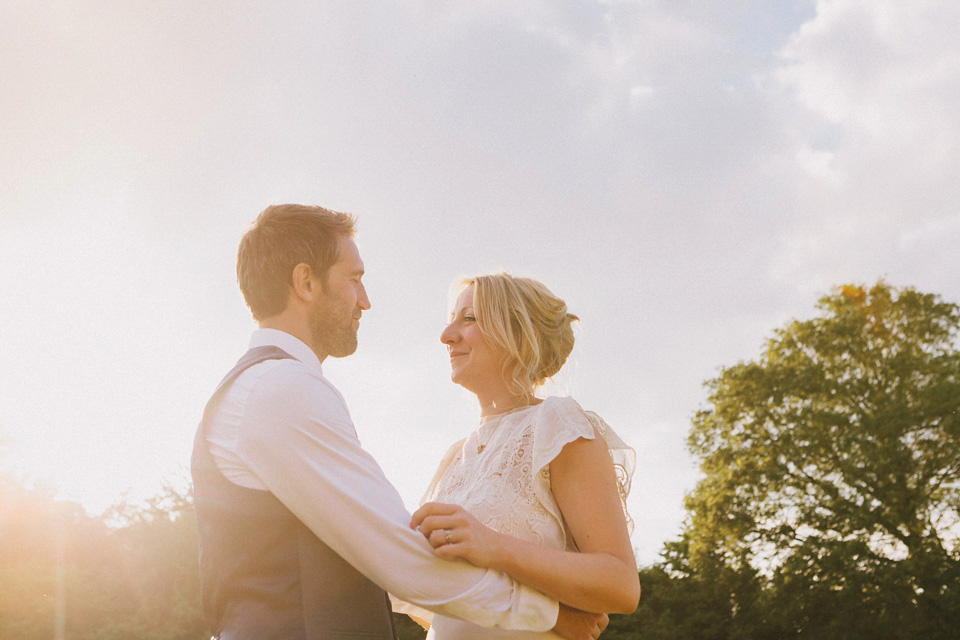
[428,527,457,548]
[410,502,495,565]
[421,516,470,546]
[410,502,461,529]
[411,503,471,541]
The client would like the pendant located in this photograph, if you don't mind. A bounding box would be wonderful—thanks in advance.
[477,443,486,454]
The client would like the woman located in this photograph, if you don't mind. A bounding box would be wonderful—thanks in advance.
[401,273,639,639]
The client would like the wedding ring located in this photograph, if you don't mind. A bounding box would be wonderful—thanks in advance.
[444,529,453,544]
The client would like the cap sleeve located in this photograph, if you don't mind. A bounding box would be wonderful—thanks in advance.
[531,397,636,536]
[530,397,596,476]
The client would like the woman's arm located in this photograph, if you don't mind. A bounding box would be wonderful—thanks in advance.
[411,431,640,614]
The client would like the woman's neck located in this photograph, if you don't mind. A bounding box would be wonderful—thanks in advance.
[477,390,538,418]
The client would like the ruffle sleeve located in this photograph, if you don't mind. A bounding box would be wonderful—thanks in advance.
[531,397,636,538]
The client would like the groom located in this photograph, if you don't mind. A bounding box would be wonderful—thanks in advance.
[192,204,607,640]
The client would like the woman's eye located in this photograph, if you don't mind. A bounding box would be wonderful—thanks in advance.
[464,315,476,322]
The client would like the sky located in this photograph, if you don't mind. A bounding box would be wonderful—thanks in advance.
[1,0,959,567]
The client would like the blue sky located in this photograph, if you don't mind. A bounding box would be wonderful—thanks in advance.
[2,0,959,566]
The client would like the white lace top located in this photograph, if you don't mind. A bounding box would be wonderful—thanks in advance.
[417,396,636,640]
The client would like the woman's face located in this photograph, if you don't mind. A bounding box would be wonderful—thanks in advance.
[440,286,509,396]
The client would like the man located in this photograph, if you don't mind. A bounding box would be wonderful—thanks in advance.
[192,204,607,639]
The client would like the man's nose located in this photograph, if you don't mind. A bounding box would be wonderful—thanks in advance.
[357,283,371,310]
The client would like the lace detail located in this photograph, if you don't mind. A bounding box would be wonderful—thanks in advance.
[417,397,636,639]
[424,396,636,552]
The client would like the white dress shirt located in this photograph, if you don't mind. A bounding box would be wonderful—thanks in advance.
[204,328,558,632]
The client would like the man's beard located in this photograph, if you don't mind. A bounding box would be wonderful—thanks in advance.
[309,300,358,359]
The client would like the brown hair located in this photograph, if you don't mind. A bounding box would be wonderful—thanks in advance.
[237,204,356,321]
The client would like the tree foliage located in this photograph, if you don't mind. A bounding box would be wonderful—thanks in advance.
[681,282,960,638]
[0,475,456,639]
[625,537,766,640]
[0,478,207,640]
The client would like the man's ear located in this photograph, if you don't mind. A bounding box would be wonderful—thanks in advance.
[290,263,317,302]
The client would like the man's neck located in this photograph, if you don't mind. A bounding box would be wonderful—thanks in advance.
[258,316,327,363]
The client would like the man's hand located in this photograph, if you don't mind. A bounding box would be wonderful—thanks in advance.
[552,603,609,640]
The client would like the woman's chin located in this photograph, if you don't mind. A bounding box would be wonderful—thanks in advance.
[450,371,476,393]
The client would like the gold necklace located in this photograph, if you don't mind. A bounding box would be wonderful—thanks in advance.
[476,403,533,453]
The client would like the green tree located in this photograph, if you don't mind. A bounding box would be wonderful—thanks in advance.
[626,538,772,640]
[684,282,960,638]
[393,612,427,640]
[89,485,206,639]
[0,476,206,640]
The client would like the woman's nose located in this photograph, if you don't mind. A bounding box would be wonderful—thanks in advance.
[440,323,457,344]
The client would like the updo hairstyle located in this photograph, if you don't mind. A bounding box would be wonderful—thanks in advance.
[460,273,578,396]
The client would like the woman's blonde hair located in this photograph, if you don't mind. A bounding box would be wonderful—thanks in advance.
[457,273,578,396]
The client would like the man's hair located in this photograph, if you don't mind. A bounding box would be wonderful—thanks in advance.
[455,273,579,396]
[237,204,356,321]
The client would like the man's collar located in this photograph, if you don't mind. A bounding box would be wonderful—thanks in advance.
[248,328,323,373]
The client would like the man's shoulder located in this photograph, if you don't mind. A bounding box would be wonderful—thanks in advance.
[237,359,353,437]
[243,357,338,398]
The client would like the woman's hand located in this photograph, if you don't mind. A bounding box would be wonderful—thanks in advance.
[410,502,505,568]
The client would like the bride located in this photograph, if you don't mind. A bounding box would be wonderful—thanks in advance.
[398,273,639,639]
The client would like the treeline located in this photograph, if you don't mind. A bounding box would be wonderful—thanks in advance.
[0,478,436,640]
[0,480,205,640]
[2,282,958,639]
[0,477,638,638]
[630,282,960,639]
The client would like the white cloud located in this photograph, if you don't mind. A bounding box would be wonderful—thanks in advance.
[779,0,960,142]
[794,144,843,184]
[3,0,958,568]
[898,214,960,252]
[769,0,960,300]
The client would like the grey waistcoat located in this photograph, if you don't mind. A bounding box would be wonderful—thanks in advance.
[192,346,397,640]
